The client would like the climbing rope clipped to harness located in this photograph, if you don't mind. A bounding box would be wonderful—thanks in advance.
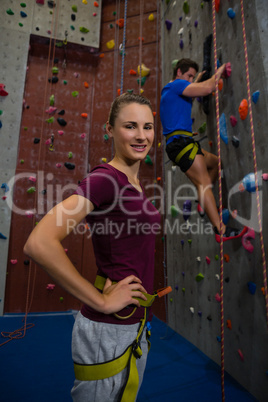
[73,275,172,402]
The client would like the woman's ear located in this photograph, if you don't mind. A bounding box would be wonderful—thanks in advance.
[106,122,113,138]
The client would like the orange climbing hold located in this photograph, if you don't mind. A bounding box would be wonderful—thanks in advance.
[81,113,88,118]
[129,69,137,76]
[224,254,230,262]
[116,19,124,28]
[153,111,157,116]
[239,99,248,120]
[117,89,121,96]
[84,82,89,88]
[226,319,232,329]
[99,53,104,58]
[94,1,99,7]
[218,78,223,91]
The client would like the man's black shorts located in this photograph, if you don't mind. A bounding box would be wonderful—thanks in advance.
[165,136,204,173]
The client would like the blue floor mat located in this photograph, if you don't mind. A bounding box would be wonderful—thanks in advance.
[0,312,256,402]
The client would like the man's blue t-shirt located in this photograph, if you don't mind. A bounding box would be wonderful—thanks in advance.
[160,79,192,144]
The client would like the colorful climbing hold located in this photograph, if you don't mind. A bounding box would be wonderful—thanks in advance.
[148,14,154,21]
[252,90,260,104]
[145,155,153,165]
[68,152,73,159]
[196,273,204,282]
[239,99,248,120]
[188,239,192,245]
[242,228,255,253]
[46,284,55,290]
[165,20,172,30]
[219,113,228,144]
[106,40,115,49]
[215,293,221,302]
[72,5,77,12]
[242,173,258,192]
[0,233,7,240]
[222,208,230,224]
[80,27,89,33]
[248,281,256,295]
[183,200,191,221]
[6,9,14,15]
[206,256,211,265]
[72,91,79,97]
[215,0,220,13]
[81,113,88,118]
[27,187,36,194]
[226,319,232,329]
[183,1,190,14]
[137,64,150,77]
[116,19,124,28]
[170,205,179,218]
[227,8,236,19]
[198,122,206,134]
[224,254,230,262]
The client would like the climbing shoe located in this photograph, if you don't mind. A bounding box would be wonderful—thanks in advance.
[214,226,248,243]
[197,203,205,217]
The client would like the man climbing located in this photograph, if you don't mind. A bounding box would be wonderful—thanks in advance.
[160,58,247,242]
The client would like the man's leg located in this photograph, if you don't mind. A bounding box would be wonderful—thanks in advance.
[185,154,224,233]
[202,148,219,184]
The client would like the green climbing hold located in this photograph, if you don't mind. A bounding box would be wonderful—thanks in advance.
[170,205,179,218]
[6,9,14,15]
[183,1,190,14]
[137,76,147,87]
[20,3,26,7]
[188,239,192,244]
[52,67,59,74]
[215,254,219,261]
[19,23,23,27]
[201,2,204,9]
[127,89,133,94]
[198,122,207,134]
[72,91,79,97]
[80,27,89,33]
[70,25,75,30]
[46,117,54,123]
[55,42,63,47]
[104,134,109,141]
[72,5,78,12]
[68,152,73,159]
[109,24,113,28]
[145,155,153,165]
[20,159,24,164]
[151,200,156,206]
[182,287,185,292]
[27,187,36,194]
[63,80,68,85]
[50,95,55,105]
[24,127,28,130]
[196,273,205,282]
[113,11,116,16]
[0,110,3,115]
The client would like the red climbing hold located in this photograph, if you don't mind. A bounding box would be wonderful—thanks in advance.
[239,99,248,120]
[116,19,124,28]
[81,113,88,118]
[129,69,137,76]
[0,84,8,96]
[215,0,220,13]
[222,62,232,78]
[230,115,237,127]
[242,228,255,253]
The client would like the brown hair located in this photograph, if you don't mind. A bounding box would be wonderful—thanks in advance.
[173,58,199,80]
[108,93,153,127]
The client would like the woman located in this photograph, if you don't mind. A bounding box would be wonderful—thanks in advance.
[24,93,161,401]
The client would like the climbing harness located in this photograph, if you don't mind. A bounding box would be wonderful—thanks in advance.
[166,130,199,165]
[73,275,172,402]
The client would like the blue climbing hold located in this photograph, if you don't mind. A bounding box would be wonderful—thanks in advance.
[183,200,191,221]
[0,233,7,240]
[227,8,236,19]
[252,90,260,104]
[247,281,256,295]
[219,113,228,144]
[222,208,230,225]
[20,11,27,17]
[165,20,172,30]
[1,183,9,192]
[242,173,258,193]
[0,121,2,129]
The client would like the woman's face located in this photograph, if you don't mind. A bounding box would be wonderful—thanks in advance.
[107,103,154,163]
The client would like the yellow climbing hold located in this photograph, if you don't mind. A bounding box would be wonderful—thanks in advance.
[140,88,144,94]
[82,0,88,4]
[137,63,150,77]
[106,39,115,49]
[148,13,154,21]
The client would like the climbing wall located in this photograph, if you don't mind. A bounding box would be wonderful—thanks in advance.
[1,1,165,320]
[161,0,268,400]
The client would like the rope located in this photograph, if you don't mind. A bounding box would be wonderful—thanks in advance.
[138,0,144,94]
[240,0,268,328]
[212,1,225,400]
[120,0,128,94]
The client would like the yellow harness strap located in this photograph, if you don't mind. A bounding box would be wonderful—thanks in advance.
[73,276,172,401]
[175,142,199,164]
[165,130,193,141]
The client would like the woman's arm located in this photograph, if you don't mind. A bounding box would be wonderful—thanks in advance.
[24,194,147,314]
[182,63,226,97]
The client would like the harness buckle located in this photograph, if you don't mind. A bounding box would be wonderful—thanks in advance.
[132,340,143,359]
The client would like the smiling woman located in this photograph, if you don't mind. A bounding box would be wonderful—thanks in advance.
[24,93,160,402]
